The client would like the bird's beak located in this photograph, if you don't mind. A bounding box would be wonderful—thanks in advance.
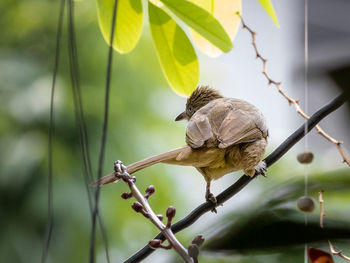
[175,111,186,121]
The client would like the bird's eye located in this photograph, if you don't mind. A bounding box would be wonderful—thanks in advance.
[188,106,193,113]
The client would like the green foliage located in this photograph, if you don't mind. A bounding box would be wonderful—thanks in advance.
[97,0,143,53]
[257,0,280,27]
[96,0,279,95]
[96,0,234,96]
[159,0,233,53]
[148,3,199,96]
[188,0,242,58]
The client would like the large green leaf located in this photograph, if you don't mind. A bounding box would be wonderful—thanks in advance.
[257,0,280,27]
[159,0,233,53]
[189,0,241,57]
[97,0,143,53]
[148,2,199,96]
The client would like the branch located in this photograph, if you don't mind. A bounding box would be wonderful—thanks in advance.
[328,240,350,261]
[318,190,325,228]
[113,161,194,263]
[90,0,118,261]
[236,12,350,166]
[124,94,346,262]
[318,191,350,261]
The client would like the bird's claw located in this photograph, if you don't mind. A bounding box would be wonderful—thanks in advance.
[206,193,218,213]
[255,160,267,177]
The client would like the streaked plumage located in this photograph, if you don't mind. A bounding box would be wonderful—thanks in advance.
[92,86,268,205]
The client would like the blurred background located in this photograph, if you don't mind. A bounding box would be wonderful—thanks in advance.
[0,0,349,262]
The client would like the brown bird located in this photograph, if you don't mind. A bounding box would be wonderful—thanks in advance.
[92,86,268,205]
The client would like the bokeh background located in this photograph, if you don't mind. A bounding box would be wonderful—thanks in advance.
[0,0,349,262]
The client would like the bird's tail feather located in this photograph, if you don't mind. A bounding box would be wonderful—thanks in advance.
[91,146,189,186]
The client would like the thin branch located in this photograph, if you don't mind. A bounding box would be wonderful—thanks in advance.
[66,0,111,260]
[328,240,350,261]
[125,94,346,262]
[318,191,325,228]
[90,0,118,262]
[42,0,66,262]
[113,161,194,263]
[237,12,350,166]
[319,192,350,261]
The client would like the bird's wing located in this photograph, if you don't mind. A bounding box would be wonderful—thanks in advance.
[186,113,213,149]
[217,109,264,149]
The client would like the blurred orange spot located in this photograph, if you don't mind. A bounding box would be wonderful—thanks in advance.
[313,256,334,263]
[308,247,334,263]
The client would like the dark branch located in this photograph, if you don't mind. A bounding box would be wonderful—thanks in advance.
[42,0,65,262]
[124,93,347,262]
[66,0,111,261]
[90,0,118,262]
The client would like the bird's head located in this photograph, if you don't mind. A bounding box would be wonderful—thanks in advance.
[175,86,223,121]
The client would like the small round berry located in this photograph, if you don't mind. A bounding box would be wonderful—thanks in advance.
[297,152,314,164]
[297,196,316,212]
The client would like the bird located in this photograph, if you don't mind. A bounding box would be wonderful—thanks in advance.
[92,86,268,207]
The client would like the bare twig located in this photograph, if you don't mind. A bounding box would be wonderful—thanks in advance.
[318,190,325,228]
[236,12,350,166]
[318,192,350,261]
[188,235,205,263]
[329,240,350,261]
[125,94,346,262]
[113,160,193,263]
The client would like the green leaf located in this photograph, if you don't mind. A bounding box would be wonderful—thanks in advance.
[189,0,241,57]
[148,2,199,96]
[159,0,233,53]
[257,0,280,27]
[97,0,143,54]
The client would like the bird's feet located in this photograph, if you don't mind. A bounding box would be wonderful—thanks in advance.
[205,191,218,213]
[255,160,267,177]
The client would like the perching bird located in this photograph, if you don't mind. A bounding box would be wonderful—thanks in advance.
[92,86,268,205]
